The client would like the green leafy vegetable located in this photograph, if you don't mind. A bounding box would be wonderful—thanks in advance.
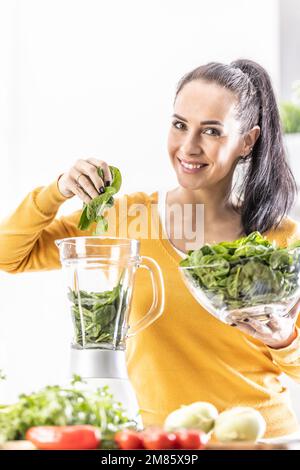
[0,376,136,443]
[180,231,300,311]
[68,279,128,349]
[78,166,122,234]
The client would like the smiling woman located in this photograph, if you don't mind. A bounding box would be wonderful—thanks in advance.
[0,59,300,440]
[167,61,296,237]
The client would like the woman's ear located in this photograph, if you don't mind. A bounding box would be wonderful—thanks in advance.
[242,125,260,157]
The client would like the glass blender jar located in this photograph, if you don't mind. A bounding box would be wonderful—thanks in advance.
[55,236,165,424]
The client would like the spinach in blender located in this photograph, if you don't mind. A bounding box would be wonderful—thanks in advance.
[68,281,128,349]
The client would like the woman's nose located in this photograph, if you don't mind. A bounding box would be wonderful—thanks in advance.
[180,133,202,156]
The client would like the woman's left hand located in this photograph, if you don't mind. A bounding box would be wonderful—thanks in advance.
[233,299,300,349]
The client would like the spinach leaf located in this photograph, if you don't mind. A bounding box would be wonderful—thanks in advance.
[180,232,300,311]
[68,279,128,349]
[78,166,122,233]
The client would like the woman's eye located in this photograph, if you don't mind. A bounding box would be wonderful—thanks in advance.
[172,120,186,130]
[203,128,221,137]
[172,121,221,136]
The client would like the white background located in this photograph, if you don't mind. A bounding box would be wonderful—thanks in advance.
[0,0,299,423]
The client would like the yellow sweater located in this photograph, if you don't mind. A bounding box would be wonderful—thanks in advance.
[1,179,300,438]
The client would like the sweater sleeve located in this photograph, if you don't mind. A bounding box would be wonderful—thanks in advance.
[0,178,83,273]
[263,217,300,382]
[267,326,300,383]
[0,178,150,274]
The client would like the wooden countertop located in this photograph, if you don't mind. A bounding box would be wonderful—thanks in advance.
[1,439,300,450]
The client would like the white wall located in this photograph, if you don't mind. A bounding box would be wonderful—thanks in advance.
[1,0,280,217]
[3,0,299,426]
[279,0,300,100]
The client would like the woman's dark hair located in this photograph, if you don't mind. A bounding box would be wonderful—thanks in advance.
[175,59,297,235]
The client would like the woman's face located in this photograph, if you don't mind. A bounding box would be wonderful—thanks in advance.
[168,79,245,191]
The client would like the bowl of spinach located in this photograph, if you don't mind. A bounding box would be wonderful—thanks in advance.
[179,232,300,324]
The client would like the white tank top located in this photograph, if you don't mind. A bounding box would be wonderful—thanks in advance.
[157,189,186,258]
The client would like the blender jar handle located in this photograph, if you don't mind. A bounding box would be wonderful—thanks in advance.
[127,256,165,337]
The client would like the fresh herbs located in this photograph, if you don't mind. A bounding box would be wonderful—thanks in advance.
[78,165,122,234]
[0,376,136,443]
[180,232,300,311]
[68,281,128,349]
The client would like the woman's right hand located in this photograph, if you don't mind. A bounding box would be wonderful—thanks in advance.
[57,158,112,204]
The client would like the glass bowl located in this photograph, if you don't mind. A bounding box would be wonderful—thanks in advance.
[179,247,300,325]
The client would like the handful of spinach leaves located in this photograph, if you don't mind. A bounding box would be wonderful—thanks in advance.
[0,376,136,443]
[180,232,300,310]
[68,280,128,349]
[78,165,122,234]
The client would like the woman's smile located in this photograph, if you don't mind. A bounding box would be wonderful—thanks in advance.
[177,156,209,174]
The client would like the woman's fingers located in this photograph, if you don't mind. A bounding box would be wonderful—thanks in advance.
[288,299,300,320]
[232,318,273,341]
[232,321,257,337]
[57,158,113,202]
[73,159,105,197]
[267,314,286,331]
[86,158,112,186]
[245,318,273,336]
[233,313,297,348]
[68,179,92,204]
[76,174,100,200]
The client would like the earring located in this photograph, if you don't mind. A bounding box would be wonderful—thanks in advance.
[243,147,253,159]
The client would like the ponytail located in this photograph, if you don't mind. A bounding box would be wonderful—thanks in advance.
[231,59,297,233]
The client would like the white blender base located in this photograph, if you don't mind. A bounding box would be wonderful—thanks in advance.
[83,378,143,428]
[70,347,143,429]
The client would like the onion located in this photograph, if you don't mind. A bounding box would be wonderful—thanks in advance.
[214,407,266,442]
[164,401,218,433]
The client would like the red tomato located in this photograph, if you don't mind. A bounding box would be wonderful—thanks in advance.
[142,428,178,450]
[174,429,209,450]
[26,425,101,450]
[115,430,145,450]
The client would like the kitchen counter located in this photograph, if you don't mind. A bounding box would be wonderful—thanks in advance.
[1,440,300,450]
